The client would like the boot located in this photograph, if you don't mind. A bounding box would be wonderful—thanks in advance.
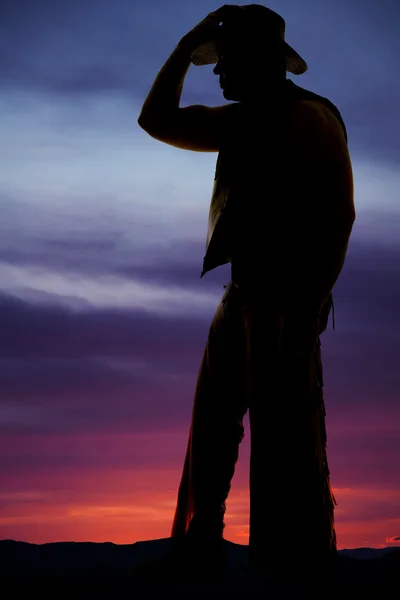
[135,510,228,584]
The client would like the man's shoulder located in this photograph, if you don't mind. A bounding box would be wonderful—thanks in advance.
[286,81,347,142]
[290,97,347,144]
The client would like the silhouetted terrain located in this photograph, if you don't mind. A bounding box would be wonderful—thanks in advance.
[1,538,399,598]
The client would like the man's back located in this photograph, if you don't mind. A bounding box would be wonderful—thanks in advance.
[202,82,355,314]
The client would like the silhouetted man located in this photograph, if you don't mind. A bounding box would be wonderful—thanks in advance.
[138,4,355,584]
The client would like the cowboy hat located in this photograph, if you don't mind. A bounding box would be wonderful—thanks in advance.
[190,4,308,75]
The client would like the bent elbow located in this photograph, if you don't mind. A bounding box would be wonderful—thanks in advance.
[137,110,178,135]
[137,113,150,131]
[137,112,160,133]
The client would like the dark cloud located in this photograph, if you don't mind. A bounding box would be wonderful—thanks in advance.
[0,293,209,436]
[2,210,400,331]
[0,429,187,475]
[0,242,228,291]
[337,498,400,524]
[1,228,400,441]
[0,348,202,436]
[330,238,400,326]
[0,292,209,360]
[330,433,400,490]
[0,1,399,163]
[0,0,167,97]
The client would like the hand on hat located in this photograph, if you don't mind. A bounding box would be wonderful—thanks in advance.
[179,5,244,52]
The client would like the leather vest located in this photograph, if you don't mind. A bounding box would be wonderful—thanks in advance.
[200,79,348,280]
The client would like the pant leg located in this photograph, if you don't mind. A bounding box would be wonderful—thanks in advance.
[171,281,249,539]
[245,302,337,579]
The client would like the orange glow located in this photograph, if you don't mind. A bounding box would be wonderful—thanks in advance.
[1,429,399,550]
[1,468,400,549]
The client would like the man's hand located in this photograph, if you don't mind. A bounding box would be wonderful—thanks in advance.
[138,5,243,151]
[138,6,243,151]
[179,5,243,53]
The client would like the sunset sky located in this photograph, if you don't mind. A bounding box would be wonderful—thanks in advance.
[1,0,399,551]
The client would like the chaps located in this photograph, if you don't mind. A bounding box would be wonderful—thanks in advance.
[171,280,337,574]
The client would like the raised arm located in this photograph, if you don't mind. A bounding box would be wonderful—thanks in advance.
[137,6,238,152]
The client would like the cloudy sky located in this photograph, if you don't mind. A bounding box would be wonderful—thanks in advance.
[1,0,399,550]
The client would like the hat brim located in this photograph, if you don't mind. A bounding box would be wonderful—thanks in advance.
[190,38,307,75]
